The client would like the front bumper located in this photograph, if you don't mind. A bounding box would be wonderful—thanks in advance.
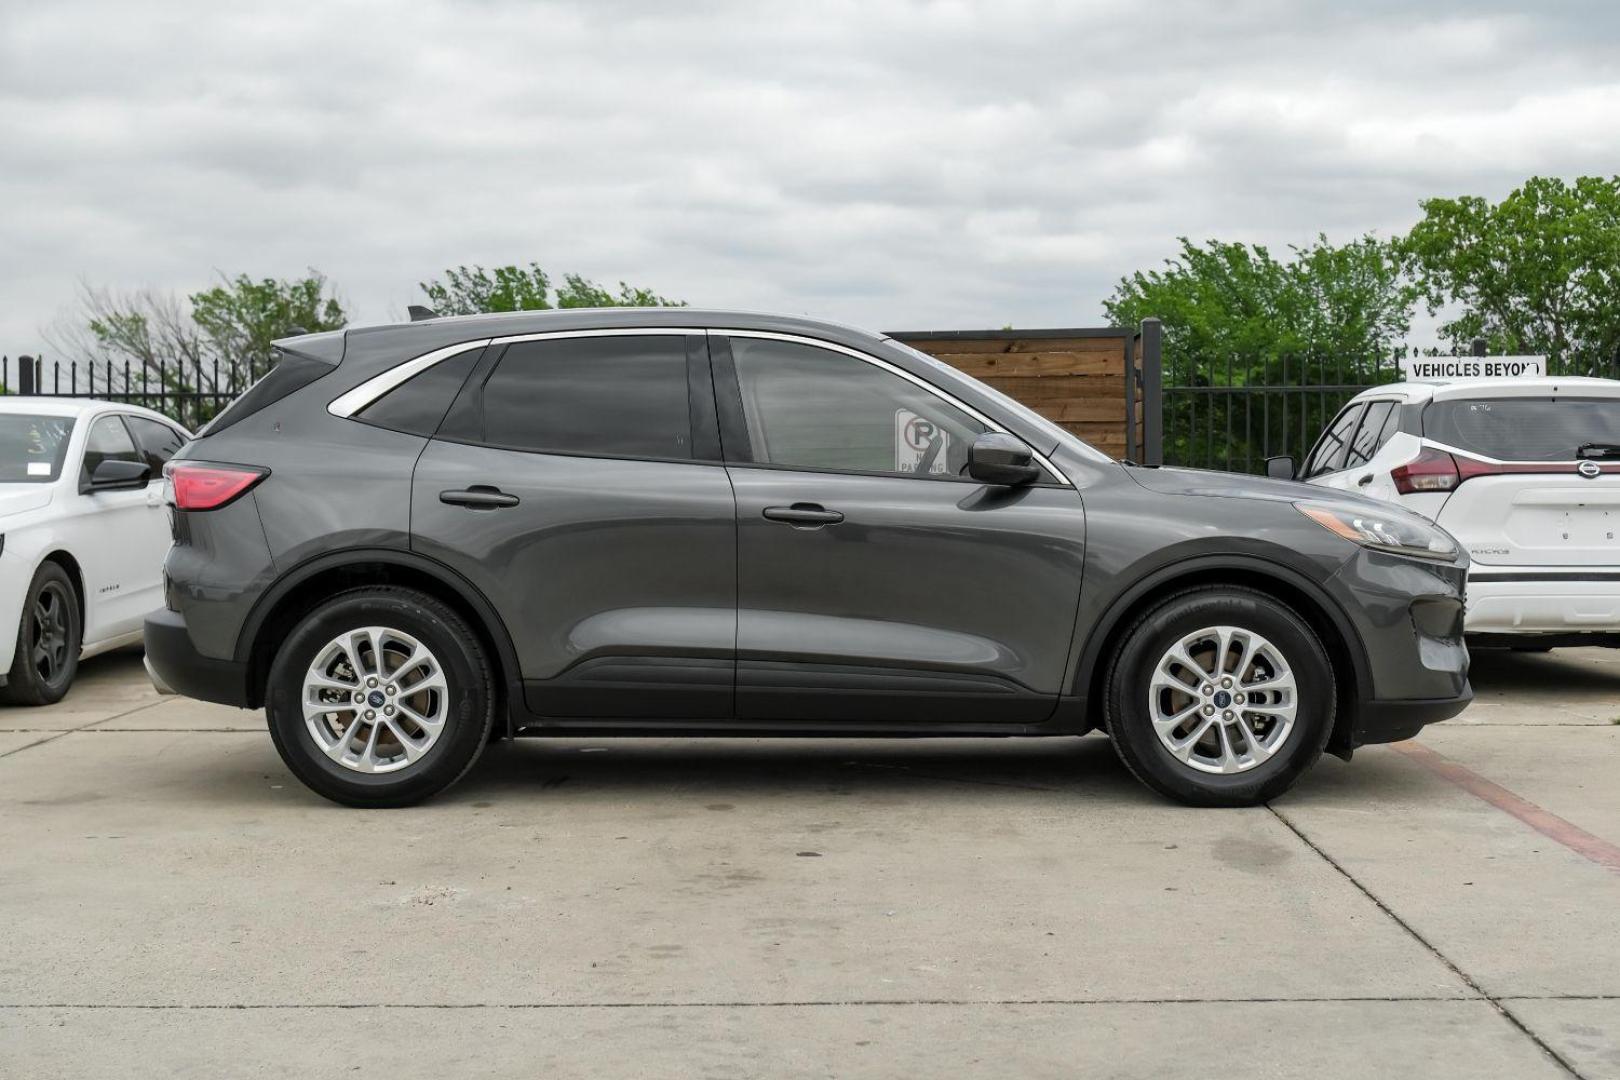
[143,608,254,708]
[1326,548,1472,749]
[1466,570,1620,634]
[1354,691,1472,746]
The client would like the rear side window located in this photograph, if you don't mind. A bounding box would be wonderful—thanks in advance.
[475,336,691,459]
[125,416,187,475]
[1424,397,1620,461]
[1305,404,1364,477]
[198,343,343,437]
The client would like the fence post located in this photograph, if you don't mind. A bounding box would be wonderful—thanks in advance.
[17,355,35,395]
[1124,330,1139,461]
[1471,337,1487,358]
[1139,318,1163,466]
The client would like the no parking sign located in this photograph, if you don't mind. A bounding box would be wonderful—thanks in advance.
[895,409,951,474]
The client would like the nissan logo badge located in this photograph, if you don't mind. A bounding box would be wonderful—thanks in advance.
[1579,460,1602,478]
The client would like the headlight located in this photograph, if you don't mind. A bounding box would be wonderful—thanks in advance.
[1297,503,1459,561]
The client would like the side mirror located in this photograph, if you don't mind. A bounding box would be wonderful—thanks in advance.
[968,432,1041,486]
[1264,455,1298,481]
[83,459,151,493]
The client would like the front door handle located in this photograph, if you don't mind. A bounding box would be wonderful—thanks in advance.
[762,503,844,527]
[440,486,520,510]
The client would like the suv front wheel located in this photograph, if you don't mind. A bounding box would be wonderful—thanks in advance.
[1104,586,1335,806]
[265,586,496,807]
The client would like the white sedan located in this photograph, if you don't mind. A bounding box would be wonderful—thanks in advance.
[1290,375,1620,648]
[0,399,188,704]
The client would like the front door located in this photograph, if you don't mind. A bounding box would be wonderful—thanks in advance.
[410,332,737,720]
[713,334,1087,725]
[76,414,161,641]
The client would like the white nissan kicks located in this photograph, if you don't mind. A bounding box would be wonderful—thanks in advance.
[1286,375,1620,649]
[0,399,189,704]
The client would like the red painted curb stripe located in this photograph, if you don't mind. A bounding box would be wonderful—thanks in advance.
[1393,741,1620,874]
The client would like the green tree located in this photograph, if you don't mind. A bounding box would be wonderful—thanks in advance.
[1104,235,1414,470]
[189,272,346,377]
[47,272,347,422]
[419,264,554,315]
[1103,234,1414,382]
[419,263,682,315]
[1401,175,1620,374]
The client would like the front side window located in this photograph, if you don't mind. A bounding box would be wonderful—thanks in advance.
[729,338,988,478]
[125,416,187,476]
[81,415,141,483]
[478,336,691,459]
[1344,401,1395,469]
[0,414,75,484]
[1305,404,1365,478]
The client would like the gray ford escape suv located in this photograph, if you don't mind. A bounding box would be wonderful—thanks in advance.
[144,309,1471,807]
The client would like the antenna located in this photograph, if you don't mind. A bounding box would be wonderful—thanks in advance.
[408,305,440,322]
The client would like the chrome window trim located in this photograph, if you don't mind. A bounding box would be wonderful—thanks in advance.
[325,325,1072,485]
[325,328,704,419]
[717,329,1073,487]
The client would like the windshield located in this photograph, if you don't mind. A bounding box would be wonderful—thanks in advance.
[0,414,76,484]
[1424,397,1620,461]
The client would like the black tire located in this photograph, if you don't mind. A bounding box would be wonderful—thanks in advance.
[1,561,81,706]
[265,586,496,807]
[1103,585,1335,807]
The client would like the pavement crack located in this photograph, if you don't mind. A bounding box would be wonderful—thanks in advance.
[0,699,170,759]
[0,994,1506,1010]
[1267,804,1590,1080]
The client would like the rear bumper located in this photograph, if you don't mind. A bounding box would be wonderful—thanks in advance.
[143,608,254,708]
[1466,570,1620,634]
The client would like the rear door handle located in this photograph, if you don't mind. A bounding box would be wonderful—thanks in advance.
[440,486,520,509]
[762,503,844,527]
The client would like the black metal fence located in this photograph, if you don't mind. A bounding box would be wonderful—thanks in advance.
[1160,340,1620,474]
[2,354,266,431]
[1162,352,1401,473]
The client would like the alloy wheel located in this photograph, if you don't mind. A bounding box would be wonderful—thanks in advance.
[30,581,72,686]
[303,626,449,774]
[1148,625,1298,775]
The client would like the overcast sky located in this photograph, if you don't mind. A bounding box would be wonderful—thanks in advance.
[3,0,1618,355]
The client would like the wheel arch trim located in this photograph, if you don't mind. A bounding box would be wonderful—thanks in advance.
[1069,552,1373,717]
[236,547,523,731]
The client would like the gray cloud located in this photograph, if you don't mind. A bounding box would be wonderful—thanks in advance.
[3,0,1619,355]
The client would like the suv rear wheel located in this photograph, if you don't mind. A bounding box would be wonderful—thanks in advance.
[1104,585,1335,806]
[265,586,495,807]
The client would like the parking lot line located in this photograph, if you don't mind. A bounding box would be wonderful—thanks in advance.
[1392,741,1620,874]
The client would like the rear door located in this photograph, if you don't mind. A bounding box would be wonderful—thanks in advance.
[409,331,738,720]
[713,333,1086,725]
[1426,394,1620,567]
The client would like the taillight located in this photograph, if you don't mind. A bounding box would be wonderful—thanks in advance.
[164,462,268,511]
[1391,447,1460,494]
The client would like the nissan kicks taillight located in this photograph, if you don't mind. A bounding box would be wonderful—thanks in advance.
[164,462,268,511]
[1391,448,1461,494]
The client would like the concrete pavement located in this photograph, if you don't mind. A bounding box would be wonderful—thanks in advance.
[2,648,1618,1078]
